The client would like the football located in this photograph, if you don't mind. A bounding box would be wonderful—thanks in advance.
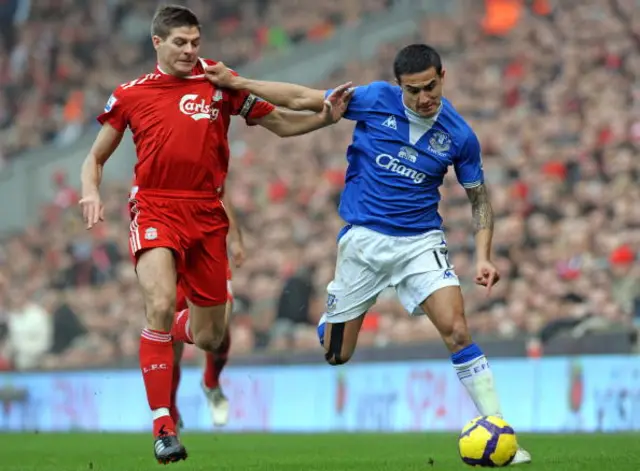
[458,416,518,467]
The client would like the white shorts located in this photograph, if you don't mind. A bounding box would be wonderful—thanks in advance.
[323,226,460,323]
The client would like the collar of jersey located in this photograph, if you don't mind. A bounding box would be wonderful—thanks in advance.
[402,100,443,125]
[155,58,206,79]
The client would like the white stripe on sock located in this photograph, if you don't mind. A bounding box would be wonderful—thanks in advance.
[142,329,172,343]
[152,407,170,421]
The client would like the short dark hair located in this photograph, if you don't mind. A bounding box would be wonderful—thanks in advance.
[151,5,200,39]
[393,44,443,82]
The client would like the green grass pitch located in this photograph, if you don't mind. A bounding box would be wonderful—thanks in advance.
[2,432,639,470]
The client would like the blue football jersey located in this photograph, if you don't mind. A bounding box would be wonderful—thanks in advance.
[326,81,484,237]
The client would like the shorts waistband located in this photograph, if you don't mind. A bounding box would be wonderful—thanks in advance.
[130,187,221,201]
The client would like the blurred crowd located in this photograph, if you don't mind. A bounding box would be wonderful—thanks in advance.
[1,0,640,371]
[0,0,393,163]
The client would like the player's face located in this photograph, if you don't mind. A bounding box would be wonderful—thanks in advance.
[398,67,445,118]
[153,26,201,77]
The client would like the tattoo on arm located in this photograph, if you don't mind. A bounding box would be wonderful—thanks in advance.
[465,184,494,234]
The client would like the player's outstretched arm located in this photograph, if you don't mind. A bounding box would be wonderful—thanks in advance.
[250,84,353,137]
[206,62,339,112]
[79,123,124,229]
[465,184,500,292]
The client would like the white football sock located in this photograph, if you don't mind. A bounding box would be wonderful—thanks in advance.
[453,355,503,417]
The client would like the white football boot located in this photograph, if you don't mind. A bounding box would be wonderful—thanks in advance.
[510,447,532,465]
[201,380,229,427]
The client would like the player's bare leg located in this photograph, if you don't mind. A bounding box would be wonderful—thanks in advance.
[201,299,232,427]
[318,314,366,365]
[171,341,184,434]
[136,248,187,464]
[186,299,228,350]
[171,300,231,427]
[421,286,531,465]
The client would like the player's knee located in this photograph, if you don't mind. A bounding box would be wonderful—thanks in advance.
[323,322,353,365]
[193,330,218,352]
[324,349,352,366]
[144,293,176,327]
[192,326,225,352]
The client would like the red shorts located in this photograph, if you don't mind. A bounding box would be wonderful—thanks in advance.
[129,189,229,306]
[176,264,233,311]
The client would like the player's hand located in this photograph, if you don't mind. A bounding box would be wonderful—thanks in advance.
[475,260,500,295]
[229,238,246,268]
[204,62,240,89]
[79,191,105,229]
[320,82,354,124]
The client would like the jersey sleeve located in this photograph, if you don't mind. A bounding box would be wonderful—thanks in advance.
[219,64,274,123]
[324,81,382,121]
[229,89,275,124]
[96,87,128,132]
[453,130,485,189]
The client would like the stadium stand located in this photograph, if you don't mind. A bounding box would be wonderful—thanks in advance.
[0,0,394,163]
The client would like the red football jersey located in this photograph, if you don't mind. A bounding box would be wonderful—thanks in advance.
[97,58,274,195]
